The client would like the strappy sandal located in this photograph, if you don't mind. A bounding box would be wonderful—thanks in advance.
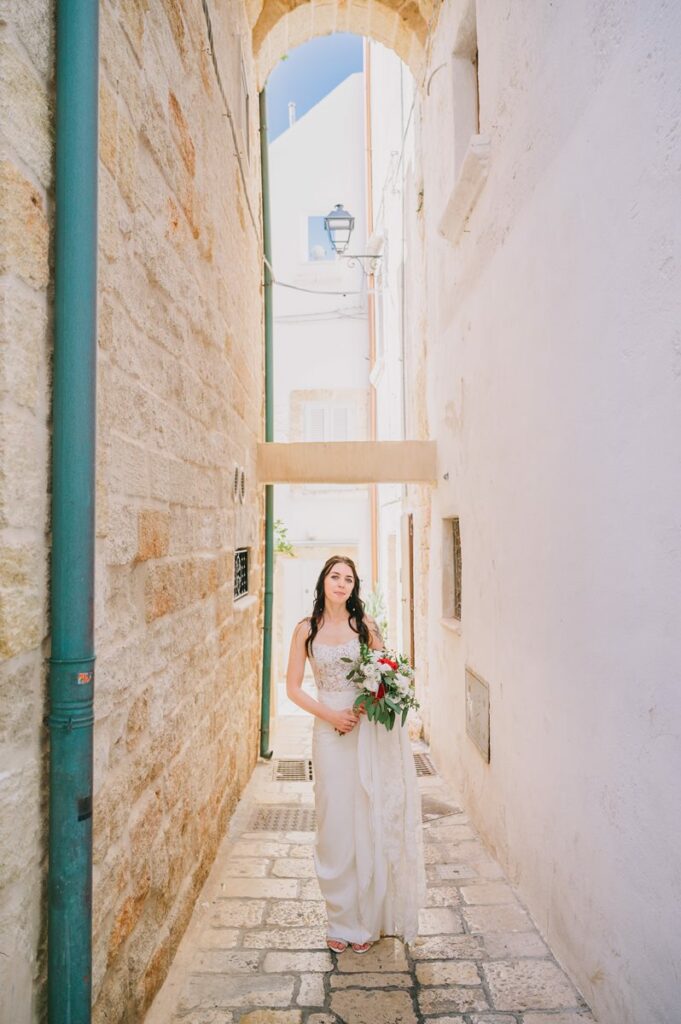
[326,938,348,953]
[350,941,372,954]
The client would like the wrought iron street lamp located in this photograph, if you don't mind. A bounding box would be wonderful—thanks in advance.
[324,203,354,254]
[323,202,383,276]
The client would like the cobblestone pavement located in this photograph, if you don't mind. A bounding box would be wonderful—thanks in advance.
[145,714,597,1024]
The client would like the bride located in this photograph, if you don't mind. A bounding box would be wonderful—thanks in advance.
[285,555,426,954]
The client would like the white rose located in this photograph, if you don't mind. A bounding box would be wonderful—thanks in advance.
[362,663,381,693]
[395,673,410,694]
[364,674,379,694]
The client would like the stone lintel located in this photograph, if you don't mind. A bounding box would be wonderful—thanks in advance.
[256,441,437,484]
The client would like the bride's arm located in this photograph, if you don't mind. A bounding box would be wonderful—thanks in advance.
[285,620,346,726]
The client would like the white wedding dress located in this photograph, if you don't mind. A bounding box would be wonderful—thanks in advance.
[309,636,427,944]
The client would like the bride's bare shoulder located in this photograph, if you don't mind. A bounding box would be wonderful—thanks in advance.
[289,618,311,658]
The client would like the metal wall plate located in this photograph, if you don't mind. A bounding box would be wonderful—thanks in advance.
[234,547,249,599]
[466,666,490,762]
[274,759,314,782]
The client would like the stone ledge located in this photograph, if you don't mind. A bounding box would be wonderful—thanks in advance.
[440,616,462,635]
[438,134,491,245]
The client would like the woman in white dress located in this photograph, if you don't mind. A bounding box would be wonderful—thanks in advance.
[285,555,427,954]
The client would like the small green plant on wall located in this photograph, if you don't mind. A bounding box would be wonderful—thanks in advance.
[274,518,295,557]
[364,583,388,640]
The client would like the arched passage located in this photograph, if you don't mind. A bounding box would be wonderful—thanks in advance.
[249,0,437,87]
[258,29,423,714]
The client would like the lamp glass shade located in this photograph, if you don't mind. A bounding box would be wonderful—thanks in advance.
[324,203,355,254]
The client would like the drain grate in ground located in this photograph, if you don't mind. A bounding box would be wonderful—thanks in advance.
[250,804,316,832]
[273,758,314,782]
[414,752,437,776]
[251,799,458,830]
[421,794,463,822]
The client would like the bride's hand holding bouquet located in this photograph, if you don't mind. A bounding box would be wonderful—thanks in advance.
[330,706,362,734]
[336,643,419,734]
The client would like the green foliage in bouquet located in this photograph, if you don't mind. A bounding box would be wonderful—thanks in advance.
[342,642,419,731]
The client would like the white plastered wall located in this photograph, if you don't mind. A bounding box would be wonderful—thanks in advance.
[419,3,681,1023]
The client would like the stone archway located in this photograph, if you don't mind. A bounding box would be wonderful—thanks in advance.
[248,0,439,87]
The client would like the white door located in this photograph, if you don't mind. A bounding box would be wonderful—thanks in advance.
[281,557,320,677]
[400,513,415,666]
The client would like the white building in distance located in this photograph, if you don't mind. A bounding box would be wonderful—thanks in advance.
[269,70,375,702]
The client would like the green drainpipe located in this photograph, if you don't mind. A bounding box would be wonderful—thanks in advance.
[259,88,274,760]
[47,2,99,1020]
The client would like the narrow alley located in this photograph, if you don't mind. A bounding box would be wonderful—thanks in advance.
[3,3,680,1023]
[145,711,596,1024]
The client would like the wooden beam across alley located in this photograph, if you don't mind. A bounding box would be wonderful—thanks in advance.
[256,441,438,484]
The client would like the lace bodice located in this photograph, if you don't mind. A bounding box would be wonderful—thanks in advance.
[309,637,360,692]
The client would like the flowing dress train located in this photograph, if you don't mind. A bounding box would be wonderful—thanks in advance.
[309,637,427,944]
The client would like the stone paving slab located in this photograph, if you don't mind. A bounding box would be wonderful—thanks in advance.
[144,714,596,1024]
[425,884,463,907]
[330,988,418,1024]
[521,1014,597,1024]
[333,937,408,973]
[264,901,327,927]
[482,932,551,959]
[208,899,267,928]
[417,986,490,1014]
[418,907,465,934]
[469,1016,517,1024]
[414,960,481,986]
[192,950,262,974]
[520,1011,593,1019]
[463,904,535,934]
[460,883,518,906]
[482,959,582,1012]
[198,927,241,950]
[264,952,334,974]
[298,974,326,1006]
[178,973,296,1011]
[242,926,329,950]
[410,934,487,960]
[329,972,413,989]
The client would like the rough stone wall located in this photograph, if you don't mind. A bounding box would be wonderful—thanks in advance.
[0,0,266,1020]
[93,1,264,1019]
[0,1,53,1020]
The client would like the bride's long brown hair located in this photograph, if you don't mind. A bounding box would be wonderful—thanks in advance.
[305,555,370,656]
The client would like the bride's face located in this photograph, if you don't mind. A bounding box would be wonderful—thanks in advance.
[324,562,356,604]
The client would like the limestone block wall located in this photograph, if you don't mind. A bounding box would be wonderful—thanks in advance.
[0,1,266,1020]
[419,2,681,1023]
[93,1,264,1018]
[251,0,430,88]
[0,0,53,1020]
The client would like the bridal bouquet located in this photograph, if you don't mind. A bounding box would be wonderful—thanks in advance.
[340,643,420,732]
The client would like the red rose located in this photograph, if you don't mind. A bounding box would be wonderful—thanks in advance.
[378,657,398,670]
